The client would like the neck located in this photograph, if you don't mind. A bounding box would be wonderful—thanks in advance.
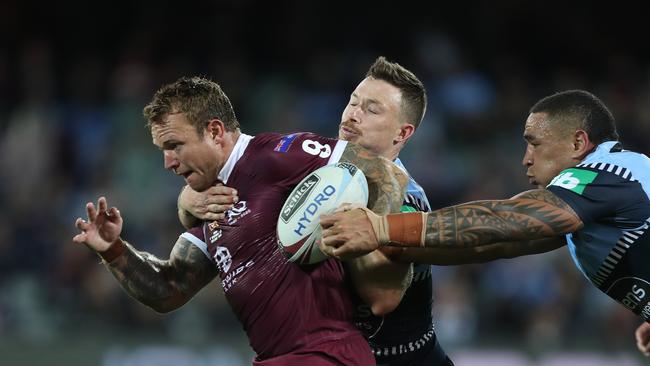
[221,129,242,162]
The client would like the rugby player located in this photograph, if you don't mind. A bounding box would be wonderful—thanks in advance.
[179,57,455,365]
[73,76,411,365]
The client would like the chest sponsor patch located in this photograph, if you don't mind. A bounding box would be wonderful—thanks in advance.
[548,168,598,195]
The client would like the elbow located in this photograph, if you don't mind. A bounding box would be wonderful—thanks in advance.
[146,297,185,314]
[369,293,402,316]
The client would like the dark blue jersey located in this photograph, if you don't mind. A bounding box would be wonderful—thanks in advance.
[355,159,453,365]
[547,141,650,320]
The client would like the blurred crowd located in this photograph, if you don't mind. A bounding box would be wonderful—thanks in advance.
[1,1,649,363]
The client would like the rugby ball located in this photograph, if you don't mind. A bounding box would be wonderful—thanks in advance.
[277,162,369,265]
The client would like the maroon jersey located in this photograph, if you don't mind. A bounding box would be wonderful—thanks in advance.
[181,132,373,365]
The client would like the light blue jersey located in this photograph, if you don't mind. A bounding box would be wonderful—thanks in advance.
[547,141,650,319]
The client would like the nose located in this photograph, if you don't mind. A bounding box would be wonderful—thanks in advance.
[522,146,533,167]
[164,150,180,171]
[345,105,362,123]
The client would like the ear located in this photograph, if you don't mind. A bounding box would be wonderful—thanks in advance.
[205,119,226,142]
[394,123,415,144]
[572,129,595,159]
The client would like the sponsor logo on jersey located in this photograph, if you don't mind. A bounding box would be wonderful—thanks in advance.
[548,168,598,195]
[221,260,255,292]
[281,175,320,223]
[225,201,251,224]
[607,277,650,321]
[293,184,336,236]
[400,204,417,213]
[209,229,223,244]
[274,133,298,153]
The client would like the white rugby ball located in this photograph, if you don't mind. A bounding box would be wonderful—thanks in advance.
[277,162,369,265]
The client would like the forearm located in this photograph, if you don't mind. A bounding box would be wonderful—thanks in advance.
[178,207,201,229]
[104,239,189,313]
[386,237,566,265]
[386,189,582,249]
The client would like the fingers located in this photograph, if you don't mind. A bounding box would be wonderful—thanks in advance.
[75,217,89,231]
[86,202,97,222]
[320,211,347,227]
[72,232,87,244]
[316,238,336,258]
[108,206,122,222]
[205,186,239,204]
[636,324,650,356]
[98,196,108,214]
[333,202,365,213]
[202,212,225,221]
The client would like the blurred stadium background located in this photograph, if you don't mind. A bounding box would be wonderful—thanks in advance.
[1,1,649,365]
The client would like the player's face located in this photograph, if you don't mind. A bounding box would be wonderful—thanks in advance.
[522,112,578,188]
[339,77,404,158]
[151,112,223,192]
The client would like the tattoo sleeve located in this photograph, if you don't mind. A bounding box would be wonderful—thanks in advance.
[422,189,583,248]
[106,237,218,313]
[340,143,408,215]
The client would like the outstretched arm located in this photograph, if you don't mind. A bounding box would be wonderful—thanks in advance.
[334,143,411,315]
[321,189,581,260]
[74,197,218,313]
[382,237,565,265]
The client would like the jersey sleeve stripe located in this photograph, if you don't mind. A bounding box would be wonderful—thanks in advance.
[327,140,348,165]
[180,232,211,259]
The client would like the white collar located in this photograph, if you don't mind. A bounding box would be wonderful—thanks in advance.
[217,133,253,184]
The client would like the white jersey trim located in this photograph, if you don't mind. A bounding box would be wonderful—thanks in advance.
[180,232,211,259]
[327,140,348,165]
[218,133,253,184]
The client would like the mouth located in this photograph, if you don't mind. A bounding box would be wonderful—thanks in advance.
[527,175,537,185]
[178,171,192,180]
[339,123,361,139]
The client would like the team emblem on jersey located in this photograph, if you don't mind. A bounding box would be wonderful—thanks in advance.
[213,246,232,273]
[226,201,251,224]
[548,168,598,195]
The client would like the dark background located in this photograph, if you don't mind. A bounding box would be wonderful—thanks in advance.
[1,1,649,365]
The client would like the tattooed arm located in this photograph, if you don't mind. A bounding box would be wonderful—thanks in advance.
[381,237,566,265]
[73,197,217,313]
[106,237,218,313]
[321,189,581,259]
[339,142,408,214]
[419,189,582,248]
[332,142,411,315]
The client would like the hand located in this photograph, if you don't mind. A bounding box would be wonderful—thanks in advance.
[319,205,381,260]
[636,322,650,356]
[73,197,123,252]
[179,184,238,221]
